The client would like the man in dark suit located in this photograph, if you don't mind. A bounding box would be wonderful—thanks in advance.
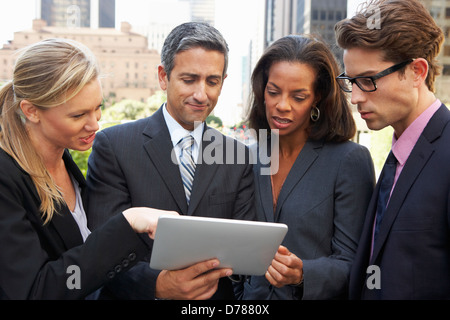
[86,22,255,300]
[335,0,450,299]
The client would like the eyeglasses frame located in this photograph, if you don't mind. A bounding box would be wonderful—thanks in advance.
[336,59,414,93]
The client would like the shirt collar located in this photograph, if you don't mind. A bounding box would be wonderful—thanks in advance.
[391,99,441,165]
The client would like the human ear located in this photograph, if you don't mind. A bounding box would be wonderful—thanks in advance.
[157,64,168,91]
[19,100,40,123]
[411,58,429,87]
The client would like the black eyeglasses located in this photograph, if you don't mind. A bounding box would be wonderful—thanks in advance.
[336,59,413,93]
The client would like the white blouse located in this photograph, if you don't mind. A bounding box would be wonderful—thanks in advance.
[70,174,91,242]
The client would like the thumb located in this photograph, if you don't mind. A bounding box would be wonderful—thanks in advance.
[277,245,290,255]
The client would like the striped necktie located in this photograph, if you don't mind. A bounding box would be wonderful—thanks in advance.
[178,135,196,204]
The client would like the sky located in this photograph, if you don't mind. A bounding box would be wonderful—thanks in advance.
[0,0,366,51]
[0,0,365,125]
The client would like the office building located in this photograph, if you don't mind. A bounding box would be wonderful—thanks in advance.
[265,0,347,59]
[39,0,115,28]
[423,0,450,104]
[0,19,160,104]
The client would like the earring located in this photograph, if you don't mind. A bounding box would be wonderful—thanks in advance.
[310,106,320,122]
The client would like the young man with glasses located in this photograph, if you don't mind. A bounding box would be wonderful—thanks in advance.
[335,0,450,299]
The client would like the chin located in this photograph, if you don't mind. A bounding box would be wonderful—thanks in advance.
[74,144,93,152]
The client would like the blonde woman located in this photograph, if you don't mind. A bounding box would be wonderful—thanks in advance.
[0,38,175,300]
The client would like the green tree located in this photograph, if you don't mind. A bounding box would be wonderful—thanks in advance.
[101,99,154,122]
[69,149,91,177]
[206,114,223,129]
[369,126,394,177]
[147,90,167,111]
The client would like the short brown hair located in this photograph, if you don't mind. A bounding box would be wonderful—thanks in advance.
[335,0,444,92]
[247,34,356,142]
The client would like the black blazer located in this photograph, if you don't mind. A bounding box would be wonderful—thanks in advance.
[349,104,450,299]
[86,106,256,299]
[0,149,149,299]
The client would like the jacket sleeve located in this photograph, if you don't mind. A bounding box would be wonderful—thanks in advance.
[302,144,375,299]
[86,129,133,230]
[0,156,150,299]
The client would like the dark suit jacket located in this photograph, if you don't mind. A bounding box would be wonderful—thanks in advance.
[349,104,450,299]
[86,106,256,299]
[0,149,149,300]
[239,139,375,300]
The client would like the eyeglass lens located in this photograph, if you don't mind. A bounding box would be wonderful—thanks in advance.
[338,78,375,93]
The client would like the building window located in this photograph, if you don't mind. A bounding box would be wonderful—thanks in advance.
[328,11,334,20]
[312,10,318,20]
[444,45,450,57]
[443,65,450,76]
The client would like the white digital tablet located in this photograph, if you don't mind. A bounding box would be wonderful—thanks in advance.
[149,215,288,276]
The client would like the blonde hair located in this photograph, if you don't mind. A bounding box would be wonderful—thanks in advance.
[0,38,99,224]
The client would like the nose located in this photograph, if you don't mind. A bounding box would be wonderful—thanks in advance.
[350,83,366,105]
[275,95,291,112]
[192,82,208,104]
[85,109,101,132]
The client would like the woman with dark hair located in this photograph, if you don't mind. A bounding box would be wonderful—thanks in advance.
[240,35,375,300]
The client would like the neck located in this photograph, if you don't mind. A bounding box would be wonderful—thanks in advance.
[394,87,437,138]
[27,126,65,172]
[278,130,308,158]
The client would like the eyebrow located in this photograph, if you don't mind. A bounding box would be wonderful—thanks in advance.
[67,100,103,116]
[346,70,379,77]
[179,72,223,80]
[267,81,310,93]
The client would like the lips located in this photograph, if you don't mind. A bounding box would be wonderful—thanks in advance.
[272,116,292,129]
[80,133,96,144]
[359,111,373,120]
[187,103,209,111]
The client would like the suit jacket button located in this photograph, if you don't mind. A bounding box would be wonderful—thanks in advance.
[128,253,136,261]
[122,259,129,268]
[107,271,115,279]
[114,265,122,273]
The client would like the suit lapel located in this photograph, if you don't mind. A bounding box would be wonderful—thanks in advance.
[256,161,275,222]
[371,105,449,262]
[274,139,323,221]
[142,107,188,213]
[51,206,84,249]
